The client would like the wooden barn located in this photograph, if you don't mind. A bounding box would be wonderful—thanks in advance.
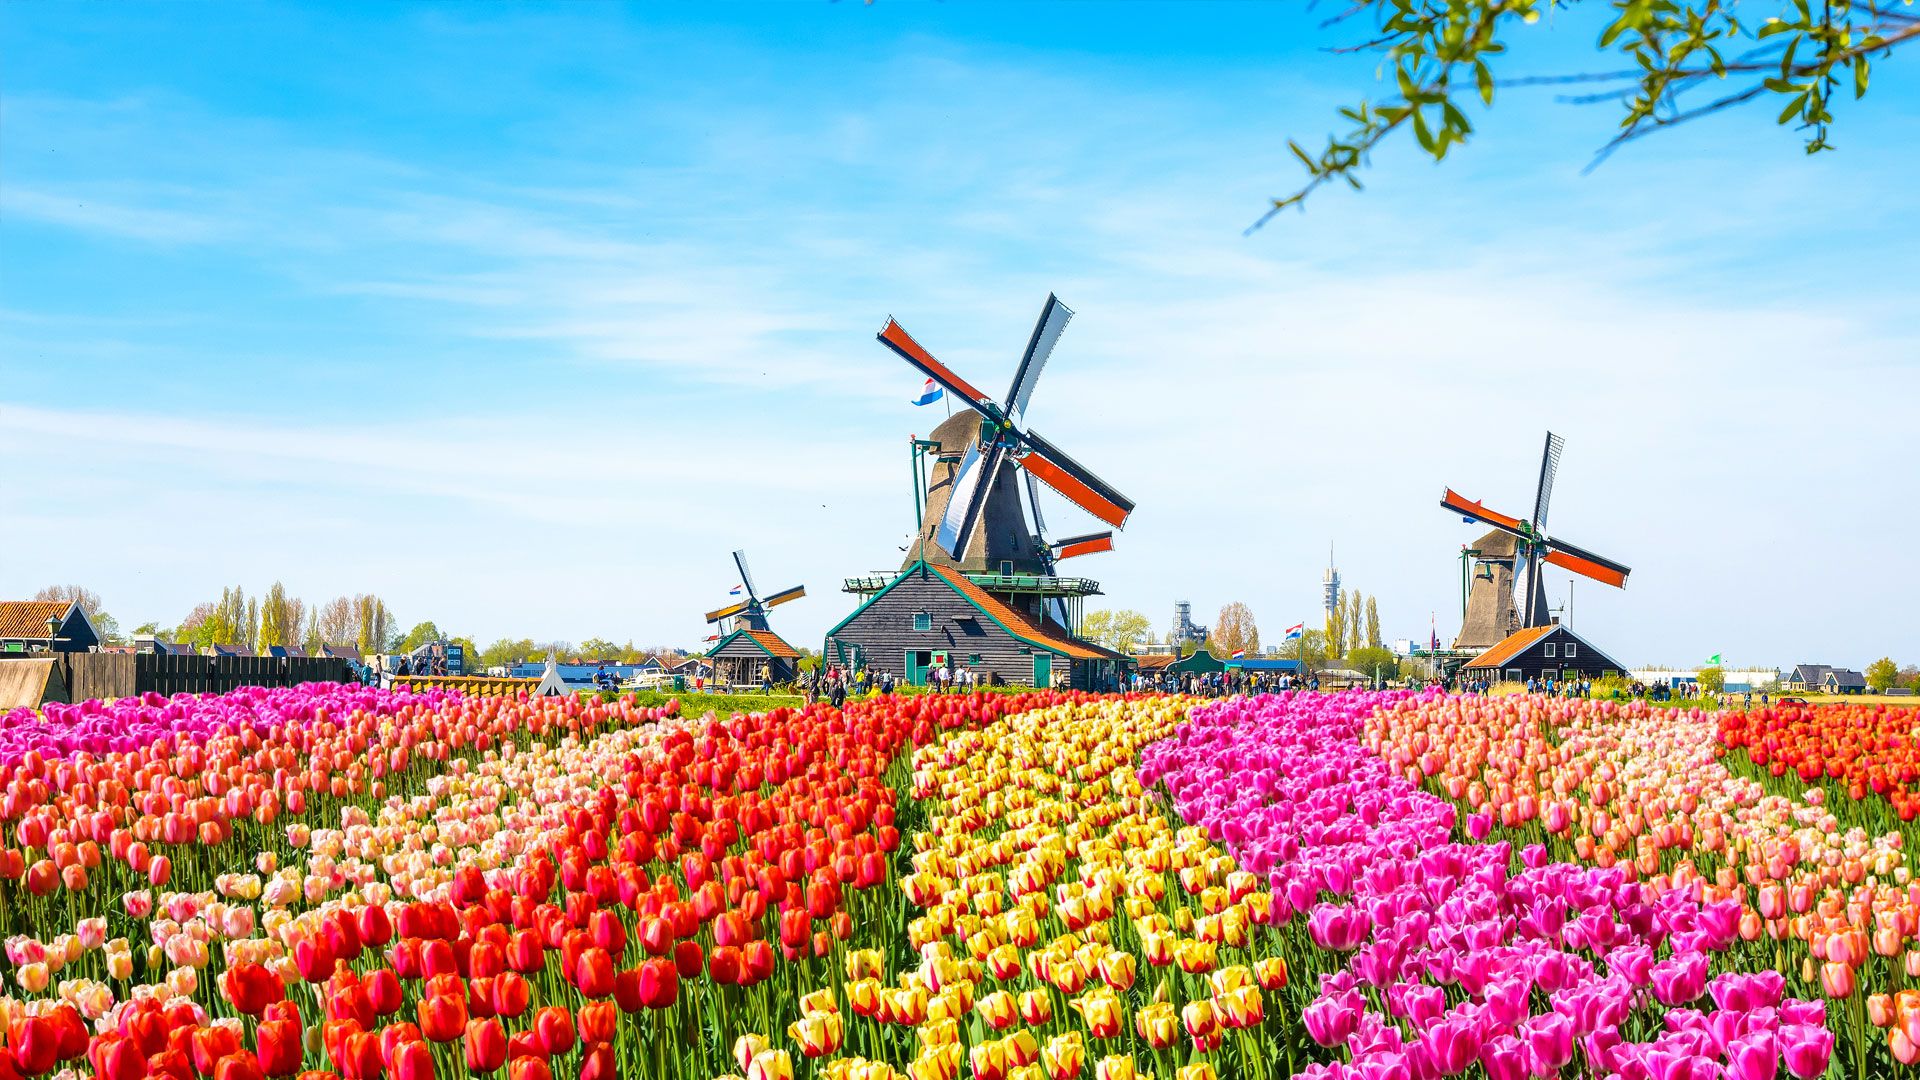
[825,560,1130,690]
[1462,623,1624,685]
[708,628,802,687]
[0,600,101,654]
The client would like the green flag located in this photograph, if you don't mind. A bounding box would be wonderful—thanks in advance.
[1706,654,1722,666]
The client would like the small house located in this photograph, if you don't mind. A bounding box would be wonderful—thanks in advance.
[709,629,802,686]
[0,601,101,654]
[1462,624,1625,686]
[823,560,1132,690]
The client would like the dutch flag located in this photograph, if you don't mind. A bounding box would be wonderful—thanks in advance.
[912,378,944,406]
[1231,649,1247,659]
[729,585,744,596]
[1285,622,1304,640]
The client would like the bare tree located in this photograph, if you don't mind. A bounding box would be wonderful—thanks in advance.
[1211,602,1261,658]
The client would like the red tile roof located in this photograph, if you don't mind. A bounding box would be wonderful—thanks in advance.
[1464,625,1558,670]
[926,565,1107,661]
[744,630,800,660]
[0,601,71,640]
[1132,654,1178,671]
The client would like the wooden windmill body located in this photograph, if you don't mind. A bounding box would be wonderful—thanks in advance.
[1442,432,1631,653]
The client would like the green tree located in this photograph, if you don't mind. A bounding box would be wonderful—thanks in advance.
[1279,628,1330,674]
[1345,592,1364,655]
[1349,645,1400,686]
[1259,2,1916,228]
[1325,597,1346,661]
[579,638,622,662]
[399,621,444,652]
[258,582,304,650]
[1866,657,1899,693]
[1080,609,1153,654]
[1365,596,1382,649]
[1697,667,1726,695]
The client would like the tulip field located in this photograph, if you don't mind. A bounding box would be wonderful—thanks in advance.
[4,686,1919,1080]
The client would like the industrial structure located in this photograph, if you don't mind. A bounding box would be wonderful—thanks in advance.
[1170,601,1207,648]
[825,294,1135,689]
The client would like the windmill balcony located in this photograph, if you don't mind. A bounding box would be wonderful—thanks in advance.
[843,572,1102,597]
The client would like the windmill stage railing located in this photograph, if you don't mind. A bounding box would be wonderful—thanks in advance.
[843,571,1102,597]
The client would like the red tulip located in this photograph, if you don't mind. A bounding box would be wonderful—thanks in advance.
[389,1040,434,1080]
[612,969,644,1014]
[672,940,703,979]
[508,1059,552,1080]
[191,1026,242,1076]
[578,1042,617,1080]
[226,960,286,1017]
[533,1007,575,1058]
[464,1019,507,1075]
[573,947,614,999]
[741,940,775,986]
[257,1018,303,1078]
[709,946,742,986]
[417,994,466,1045]
[492,973,531,1020]
[365,970,402,1017]
[639,957,679,1009]
[216,1051,268,1080]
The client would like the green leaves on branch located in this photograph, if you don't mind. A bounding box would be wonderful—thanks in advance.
[1256,0,1916,228]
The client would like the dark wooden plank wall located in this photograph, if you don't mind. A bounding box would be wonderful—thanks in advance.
[826,568,1076,687]
[50,653,354,700]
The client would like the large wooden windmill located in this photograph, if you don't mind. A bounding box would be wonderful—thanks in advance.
[1442,432,1632,648]
[876,294,1134,574]
[824,295,1138,692]
[703,550,804,634]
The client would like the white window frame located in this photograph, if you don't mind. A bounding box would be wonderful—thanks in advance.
[913,612,932,632]
[1544,642,1557,658]
[1565,642,1578,658]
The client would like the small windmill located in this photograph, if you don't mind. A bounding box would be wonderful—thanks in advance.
[702,550,804,634]
[1441,432,1631,636]
[877,294,1134,567]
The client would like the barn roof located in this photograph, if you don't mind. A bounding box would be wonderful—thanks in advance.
[1132,654,1178,671]
[713,628,801,661]
[926,564,1109,661]
[0,601,75,640]
[1464,625,1557,670]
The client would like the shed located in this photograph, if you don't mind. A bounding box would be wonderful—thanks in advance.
[1463,624,1625,685]
[1168,648,1226,675]
[824,560,1131,690]
[0,601,100,655]
[709,629,801,686]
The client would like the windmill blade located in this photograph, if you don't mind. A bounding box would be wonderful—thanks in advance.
[1516,548,1545,627]
[762,585,807,609]
[1010,429,1134,529]
[1005,294,1073,423]
[877,319,996,417]
[1439,489,1530,539]
[1543,538,1632,589]
[935,441,1008,557]
[1023,471,1049,539]
[1532,432,1565,531]
[732,550,758,601]
[1050,532,1114,561]
[704,601,750,624]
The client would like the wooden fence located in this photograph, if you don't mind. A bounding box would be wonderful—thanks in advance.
[36,652,355,702]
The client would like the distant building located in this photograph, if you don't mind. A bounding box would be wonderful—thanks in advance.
[707,629,801,686]
[1462,625,1625,685]
[1632,668,1780,692]
[1784,664,1866,695]
[204,643,253,658]
[267,645,310,659]
[1322,547,1341,623]
[0,601,100,654]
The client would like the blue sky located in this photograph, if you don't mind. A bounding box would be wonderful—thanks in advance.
[2,3,1916,667]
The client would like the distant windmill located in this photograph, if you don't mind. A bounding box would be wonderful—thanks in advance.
[702,550,804,634]
[1441,432,1631,645]
[877,294,1134,568]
